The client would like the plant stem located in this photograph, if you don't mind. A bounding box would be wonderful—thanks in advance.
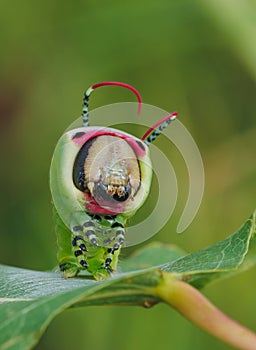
[156,273,256,350]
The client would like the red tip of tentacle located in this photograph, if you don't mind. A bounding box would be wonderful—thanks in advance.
[91,81,142,115]
[141,112,178,141]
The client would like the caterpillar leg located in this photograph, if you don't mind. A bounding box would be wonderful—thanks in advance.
[91,224,125,280]
[113,223,125,245]
[83,221,99,246]
[62,221,98,276]
[91,244,121,281]
[104,243,121,272]
[58,230,89,278]
[71,221,99,265]
[71,232,88,270]
[103,223,125,272]
[55,208,84,278]
[59,218,124,280]
[59,261,81,278]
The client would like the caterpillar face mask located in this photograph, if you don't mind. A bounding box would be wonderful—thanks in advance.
[50,81,177,280]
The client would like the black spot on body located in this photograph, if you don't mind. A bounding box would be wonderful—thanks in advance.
[72,131,86,139]
[89,214,101,221]
[105,258,112,265]
[74,250,83,257]
[72,235,84,246]
[111,222,124,228]
[90,238,97,245]
[83,221,95,227]
[80,260,88,268]
[104,215,116,220]
[113,243,120,250]
[59,263,68,271]
[79,243,87,251]
[73,226,83,232]
[116,229,124,236]
[136,140,146,151]
[85,230,95,237]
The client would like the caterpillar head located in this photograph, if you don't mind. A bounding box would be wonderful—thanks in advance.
[50,82,177,229]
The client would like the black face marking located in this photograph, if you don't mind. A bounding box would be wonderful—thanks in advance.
[112,185,131,202]
[73,137,97,192]
[72,131,86,139]
[93,182,114,202]
[93,181,131,204]
[136,140,146,151]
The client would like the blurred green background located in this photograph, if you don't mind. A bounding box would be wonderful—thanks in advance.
[0,0,255,349]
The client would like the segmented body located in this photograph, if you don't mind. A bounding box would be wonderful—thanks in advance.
[55,206,123,280]
[51,126,152,279]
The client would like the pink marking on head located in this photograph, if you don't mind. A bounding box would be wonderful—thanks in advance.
[71,130,104,147]
[72,128,146,157]
[141,112,178,141]
[91,81,142,115]
[84,193,124,215]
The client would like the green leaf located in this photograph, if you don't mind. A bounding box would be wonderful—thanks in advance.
[0,266,162,350]
[119,242,186,272]
[161,211,256,288]
[0,211,255,349]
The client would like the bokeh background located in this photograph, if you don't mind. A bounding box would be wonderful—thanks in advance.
[0,1,255,349]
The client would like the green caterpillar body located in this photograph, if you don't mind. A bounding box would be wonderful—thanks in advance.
[50,126,152,280]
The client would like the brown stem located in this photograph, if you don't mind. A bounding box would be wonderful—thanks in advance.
[156,274,256,350]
